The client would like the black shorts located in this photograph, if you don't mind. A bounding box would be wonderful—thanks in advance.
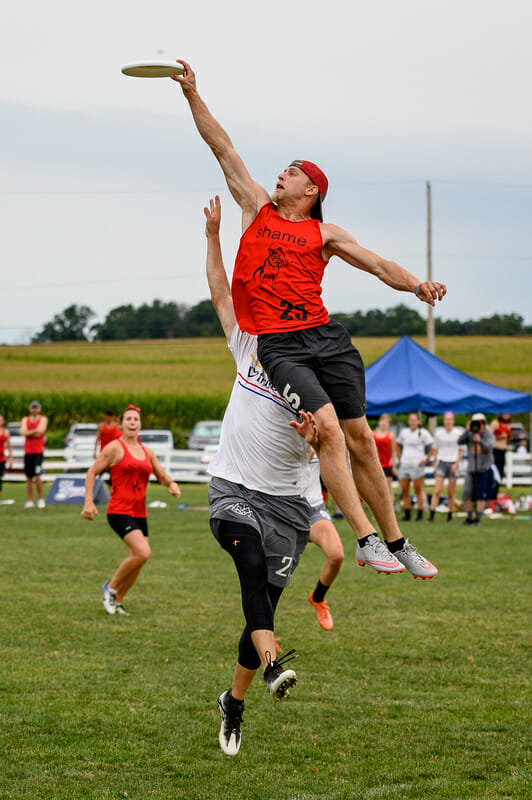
[107,514,149,540]
[382,466,394,478]
[257,319,366,419]
[24,453,44,479]
[0,460,5,489]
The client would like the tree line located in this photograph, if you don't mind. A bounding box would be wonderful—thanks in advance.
[32,301,532,343]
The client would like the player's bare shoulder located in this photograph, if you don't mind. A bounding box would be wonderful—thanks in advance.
[319,222,359,257]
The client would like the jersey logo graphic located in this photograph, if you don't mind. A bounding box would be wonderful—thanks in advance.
[253,247,288,283]
[225,502,255,519]
[232,540,240,547]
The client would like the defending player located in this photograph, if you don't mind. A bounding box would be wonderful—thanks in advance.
[203,196,384,756]
[173,63,439,580]
[305,447,344,630]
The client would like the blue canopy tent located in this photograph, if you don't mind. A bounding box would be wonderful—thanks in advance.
[365,336,531,416]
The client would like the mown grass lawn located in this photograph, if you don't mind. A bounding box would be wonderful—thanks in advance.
[0,483,530,800]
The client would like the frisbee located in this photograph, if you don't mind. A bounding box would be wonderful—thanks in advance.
[121,61,184,78]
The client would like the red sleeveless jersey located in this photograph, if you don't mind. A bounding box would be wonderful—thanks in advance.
[107,440,152,517]
[373,430,393,469]
[99,422,121,450]
[24,416,45,454]
[0,429,6,462]
[232,203,330,334]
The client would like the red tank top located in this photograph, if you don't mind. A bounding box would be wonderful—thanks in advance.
[107,440,152,517]
[232,203,330,334]
[0,429,6,462]
[373,430,393,469]
[493,423,511,440]
[24,416,45,454]
[99,422,121,450]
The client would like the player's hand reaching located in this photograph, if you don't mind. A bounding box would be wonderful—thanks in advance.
[204,196,221,237]
[415,281,447,306]
[170,59,196,93]
[290,410,319,448]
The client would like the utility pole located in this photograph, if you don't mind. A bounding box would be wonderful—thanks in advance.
[426,180,435,354]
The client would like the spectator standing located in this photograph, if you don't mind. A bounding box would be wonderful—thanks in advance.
[429,412,464,523]
[0,415,14,502]
[373,414,398,504]
[20,401,48,509]
[397,413,436,521]
[458,413,495,526]
[94,409,121,457]
[489,414,512,483]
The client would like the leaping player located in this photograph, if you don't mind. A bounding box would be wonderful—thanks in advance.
[172,62,440,579]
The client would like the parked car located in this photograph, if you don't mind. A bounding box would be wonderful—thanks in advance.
[139,429,174,455]
[187,420,223,450]
[508,423,529,452]
[64,423,98,448]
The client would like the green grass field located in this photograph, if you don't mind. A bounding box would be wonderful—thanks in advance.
[1,483,530,800]
[1,336,531,395]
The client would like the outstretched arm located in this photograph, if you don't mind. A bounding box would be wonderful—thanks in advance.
[172,61,270,231]
[204,196,237,341]
[322,224,446,307]
[147,449,181,498]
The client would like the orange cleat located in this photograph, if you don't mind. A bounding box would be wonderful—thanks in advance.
[308,591,334,630]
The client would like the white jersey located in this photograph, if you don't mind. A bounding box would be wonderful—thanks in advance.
[208,326,310,495]
[303,452,324,509]
[398,427,434,465]
[434,427,462,462]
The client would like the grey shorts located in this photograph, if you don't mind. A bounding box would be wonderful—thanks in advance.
[310,502,332,527]
[398,464,425,481]
[208,476,311,588]
[436,461,457,479]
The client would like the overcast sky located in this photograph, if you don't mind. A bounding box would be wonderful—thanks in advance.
[1,0,531,344]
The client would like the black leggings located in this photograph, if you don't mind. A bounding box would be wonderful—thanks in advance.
[218,520,284,670]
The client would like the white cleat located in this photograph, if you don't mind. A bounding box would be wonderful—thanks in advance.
[218,691,244,756]
[395,539,438,579]
[356,534,405,574]
[101,580,117,615]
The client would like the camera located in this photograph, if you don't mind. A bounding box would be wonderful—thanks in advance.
[470,420,482,434]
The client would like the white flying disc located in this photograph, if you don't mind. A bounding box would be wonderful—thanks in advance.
[121,61,184,78]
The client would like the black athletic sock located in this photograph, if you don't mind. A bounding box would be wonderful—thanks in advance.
[429,509,435,521]
[227,690,245,707]
[416,509,423,521]
[387,537,405,554]
[467,510,474,521]
[312,580,329,604]
[447,511,453,521]
[358,532,378,548]
[402,508,411,521]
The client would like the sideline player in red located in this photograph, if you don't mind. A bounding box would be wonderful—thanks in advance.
[373,414,398,504]
[81,405,181,615]
[20,401,48,509]
[94,409,121,457]
[172,62,442,579]
[0,414,14,502]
